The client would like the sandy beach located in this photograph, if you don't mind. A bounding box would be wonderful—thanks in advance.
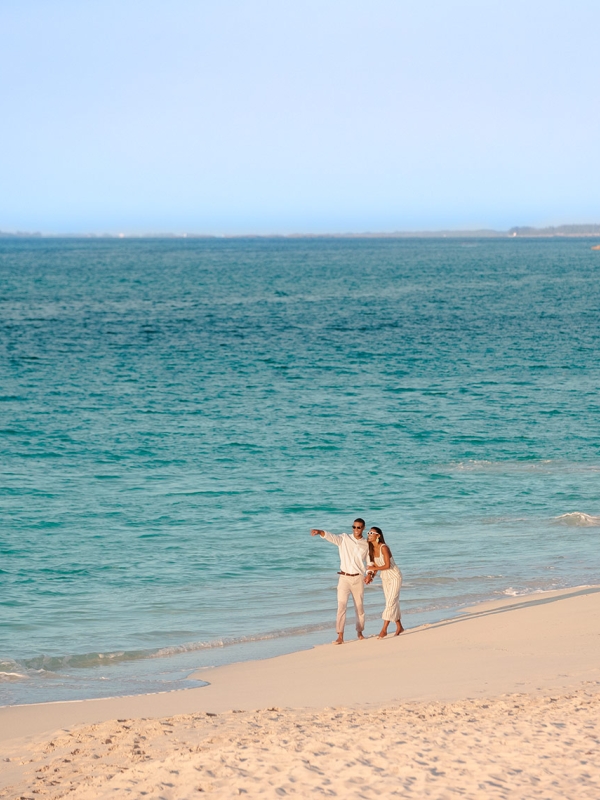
[2,586,600,799]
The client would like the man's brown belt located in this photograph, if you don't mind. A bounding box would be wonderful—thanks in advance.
[337,571,360,576]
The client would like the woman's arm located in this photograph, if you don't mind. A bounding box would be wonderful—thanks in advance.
[370,545,391,571]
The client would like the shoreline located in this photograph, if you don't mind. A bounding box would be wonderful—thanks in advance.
[4,573,596,709]
[2,584,599,741]
[2,584,599,798]
[1,583,570,708]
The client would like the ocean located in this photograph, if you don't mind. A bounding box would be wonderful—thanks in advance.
[1,236,599,706]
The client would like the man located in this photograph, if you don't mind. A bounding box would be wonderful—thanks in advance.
[311,518,370,644]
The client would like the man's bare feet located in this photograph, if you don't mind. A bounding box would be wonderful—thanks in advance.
[357,632,365,640]
[333,634,344,645]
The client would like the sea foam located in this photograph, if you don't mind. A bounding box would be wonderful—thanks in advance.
[553,512,600,527]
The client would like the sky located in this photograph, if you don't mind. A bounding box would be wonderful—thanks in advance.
[1,0,599,235]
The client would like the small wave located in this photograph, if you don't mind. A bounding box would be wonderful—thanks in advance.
[449,459,556,473]
[152,622,335,658]
[553,512,600,527]
[11,621,339,674]
[502,587,541,597]
[0,671,28,682]
[447,460,600,475]
[18,650,149,672]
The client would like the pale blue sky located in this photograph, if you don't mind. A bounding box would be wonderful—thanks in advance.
[1,0,599,234]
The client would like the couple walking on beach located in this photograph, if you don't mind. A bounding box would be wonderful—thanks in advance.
[311,518,403,644]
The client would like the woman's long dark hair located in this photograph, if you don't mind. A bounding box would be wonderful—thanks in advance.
[368,526,388,563]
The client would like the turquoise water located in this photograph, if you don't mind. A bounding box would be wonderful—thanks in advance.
[1,237,600,705]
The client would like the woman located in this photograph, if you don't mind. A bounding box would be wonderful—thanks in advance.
[366,527,404,638]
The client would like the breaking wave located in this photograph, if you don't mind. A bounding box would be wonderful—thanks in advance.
[5,621,339,676]
[0,671,28,682]
[502,587,548,597]
[553,512,600,527]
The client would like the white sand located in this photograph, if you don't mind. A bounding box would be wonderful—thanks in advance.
[2,586,600,799]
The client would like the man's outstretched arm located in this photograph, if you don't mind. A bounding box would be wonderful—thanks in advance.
[310,529,344,545]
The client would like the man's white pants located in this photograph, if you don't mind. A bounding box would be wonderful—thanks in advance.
[336,574,365,634]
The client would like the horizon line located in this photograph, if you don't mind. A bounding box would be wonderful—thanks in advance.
[2,223,600,240]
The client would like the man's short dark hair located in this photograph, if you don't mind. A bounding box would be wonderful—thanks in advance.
[354,518,365,527]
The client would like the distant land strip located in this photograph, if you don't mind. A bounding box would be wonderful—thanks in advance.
[1,224,600,239]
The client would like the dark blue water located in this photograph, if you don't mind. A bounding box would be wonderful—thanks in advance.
[1,237,600,705]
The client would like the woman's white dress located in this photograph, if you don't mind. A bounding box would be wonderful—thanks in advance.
[373,547,402,621]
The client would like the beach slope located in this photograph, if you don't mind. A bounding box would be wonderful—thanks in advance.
[1,586,599,798]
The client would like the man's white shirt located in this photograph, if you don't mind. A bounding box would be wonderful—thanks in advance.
[322,531,369,575]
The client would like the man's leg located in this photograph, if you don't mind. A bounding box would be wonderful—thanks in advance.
[336,576,352,643]
[349,576,366,639]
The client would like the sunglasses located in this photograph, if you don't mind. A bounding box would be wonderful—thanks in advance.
[352,525,363,529]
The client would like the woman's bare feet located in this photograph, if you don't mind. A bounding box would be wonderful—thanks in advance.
[394,621,404,636]
[377,624,389,639]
